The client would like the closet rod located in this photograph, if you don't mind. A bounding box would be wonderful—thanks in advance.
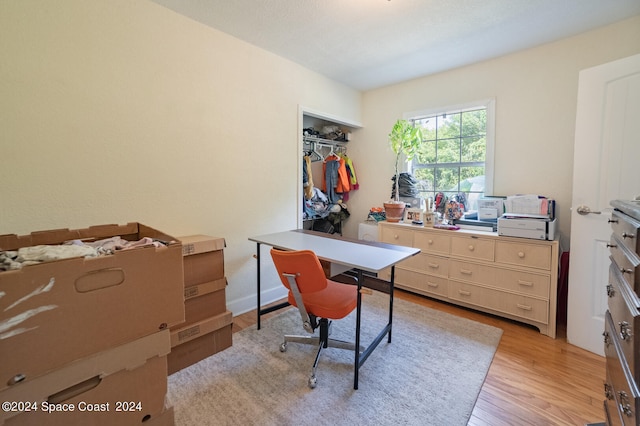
[303,139,347,162]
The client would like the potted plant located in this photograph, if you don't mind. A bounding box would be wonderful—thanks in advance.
[384,119,424,222]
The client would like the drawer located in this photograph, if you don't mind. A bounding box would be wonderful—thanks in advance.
[607,263,640,381]
[422,253,449,277]
[605,372,625,426]
[495,240,551,270]
[604,310,640,426]
[449,280,548,323]
[495,268,550,299]
[413,230,450,255]
[402,253,448,277]
[451,260,549,298]
[611,210,640,254]
[449,260,495,287]
[450,235,494,262]
[380,226,414,247]
[395,268,448,298]
[610,236,640,295]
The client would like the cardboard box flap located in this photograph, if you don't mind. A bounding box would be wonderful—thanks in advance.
[179,235,226,256]
[170,311,232,347]
[0,223,180,251]
[184,278,227,300]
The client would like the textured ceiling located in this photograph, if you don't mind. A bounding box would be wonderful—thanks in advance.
[151,0,640,91]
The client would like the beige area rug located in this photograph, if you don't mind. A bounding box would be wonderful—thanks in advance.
[167,292,503,426]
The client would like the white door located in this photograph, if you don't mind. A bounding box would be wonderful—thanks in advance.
[567,53,640,356]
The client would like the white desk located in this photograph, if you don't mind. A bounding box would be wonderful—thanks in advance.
[248,229,420,389]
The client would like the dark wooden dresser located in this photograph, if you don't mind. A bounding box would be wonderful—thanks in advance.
[604,199,640,425]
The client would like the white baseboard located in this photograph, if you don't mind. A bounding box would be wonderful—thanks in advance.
[227,286,288,317]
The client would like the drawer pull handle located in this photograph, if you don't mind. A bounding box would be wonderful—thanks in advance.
[618,391,633,417]
[518,280,533,287]
[427,263,439,269]
[604,383,614,400]
[621,268,633,275]
[517,303,532,311]
[428,239,434,245]
[606,243,617,248]
[606,284,615,297]
[394,234,399,240]
[426,282,439,288]
[458,290,471,296]
[460,269,472,275]
[468,245,475,251]
[619,321,633,341]
[603,331,612,347]
[622,232,635,240]
[518,252,525,258]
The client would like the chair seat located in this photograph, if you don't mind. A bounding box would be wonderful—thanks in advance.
[288,279,357,320]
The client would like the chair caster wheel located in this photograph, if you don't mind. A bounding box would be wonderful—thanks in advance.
[308,375,317,389]
[280,342,287,352]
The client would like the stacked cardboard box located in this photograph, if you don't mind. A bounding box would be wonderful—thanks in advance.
[0,223,184,425]
[168,235,233,374]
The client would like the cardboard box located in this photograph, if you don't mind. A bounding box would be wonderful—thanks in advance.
[179,235,225,287]
[184,288,226,325]
[168,324,233,375]
[4,355,169,426]
[183,277,226,301]
[0,223,185,389]
[1,329,170,425]
[178,278,227,327]
[170,310,232,348]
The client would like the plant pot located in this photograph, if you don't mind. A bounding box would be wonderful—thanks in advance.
[384,202,405,223]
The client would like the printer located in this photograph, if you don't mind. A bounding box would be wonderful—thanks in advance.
[497,213,557,240]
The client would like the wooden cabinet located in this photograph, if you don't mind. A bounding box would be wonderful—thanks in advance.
[378,221,559,338]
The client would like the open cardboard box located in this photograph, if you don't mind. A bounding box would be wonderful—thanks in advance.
[0,223,185,390]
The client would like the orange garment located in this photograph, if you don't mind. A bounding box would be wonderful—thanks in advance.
[336,157,350,193]
[322,155,351,195]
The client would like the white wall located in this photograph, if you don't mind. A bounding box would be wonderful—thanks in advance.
[347,15,640,250]
[2,1,639,316]
[0,0,361,315]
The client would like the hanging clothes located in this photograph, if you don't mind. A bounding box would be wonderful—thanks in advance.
[342,154,359,190]
[323,158,339,203]
[303,155,314,200]
[335,156,350,194]
[322,154,351,203]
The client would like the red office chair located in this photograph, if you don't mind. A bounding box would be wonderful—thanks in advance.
[270,248,359,388]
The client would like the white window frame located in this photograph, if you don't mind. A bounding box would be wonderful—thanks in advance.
[403,98,496,199]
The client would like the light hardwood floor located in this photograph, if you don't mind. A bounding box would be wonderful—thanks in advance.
[232,289,606,426]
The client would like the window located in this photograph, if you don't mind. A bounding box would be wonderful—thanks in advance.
[406,99,495,212]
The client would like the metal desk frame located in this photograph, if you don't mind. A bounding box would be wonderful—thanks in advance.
[248,229,419,389]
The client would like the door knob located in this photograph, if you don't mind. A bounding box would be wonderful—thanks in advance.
[576,205,601,215]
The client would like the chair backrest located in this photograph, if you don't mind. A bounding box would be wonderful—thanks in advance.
[270,249,328,293]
